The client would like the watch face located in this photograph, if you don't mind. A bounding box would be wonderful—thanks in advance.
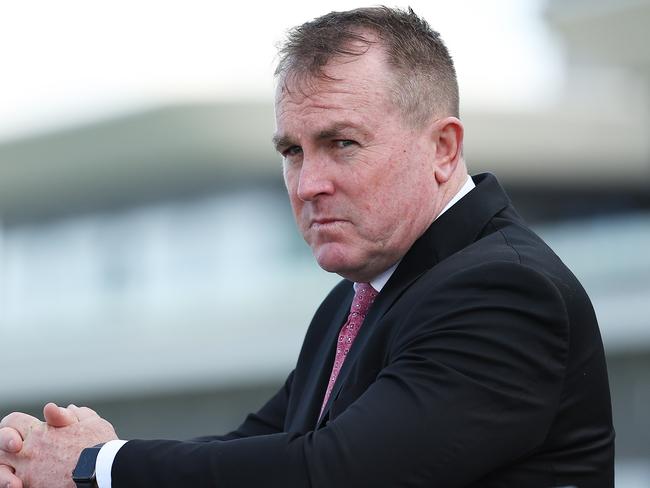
[72,448,98,481]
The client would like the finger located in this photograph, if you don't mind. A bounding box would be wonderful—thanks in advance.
[67,405,99,422]
[43,403,77,428]
[0,428,23,453]
[0,465,23,488]
[0,413,40,440]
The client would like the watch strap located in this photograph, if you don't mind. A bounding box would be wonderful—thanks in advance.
[72,443,105,488]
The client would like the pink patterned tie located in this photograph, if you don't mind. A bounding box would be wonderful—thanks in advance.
[319,282,379,419]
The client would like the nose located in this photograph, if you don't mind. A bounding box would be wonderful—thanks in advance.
[296,156,335,202]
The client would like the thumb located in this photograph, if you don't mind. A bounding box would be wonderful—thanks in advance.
[43,403,77,428]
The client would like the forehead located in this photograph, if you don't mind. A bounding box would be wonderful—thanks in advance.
[277,35,391,97]
[274,48,396,136]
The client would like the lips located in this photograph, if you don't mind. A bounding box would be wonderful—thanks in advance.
[312,218,338,225]
[310,218,348,229]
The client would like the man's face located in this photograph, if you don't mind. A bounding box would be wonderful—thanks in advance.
[274,45,440,282]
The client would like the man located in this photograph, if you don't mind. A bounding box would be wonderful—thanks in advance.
[0,7,614,487]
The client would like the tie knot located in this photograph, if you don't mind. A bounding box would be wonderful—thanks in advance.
[350,283,378,318]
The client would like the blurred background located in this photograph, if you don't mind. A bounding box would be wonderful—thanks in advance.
[0,0,648,485]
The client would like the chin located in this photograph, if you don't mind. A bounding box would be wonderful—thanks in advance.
[313,244,358,277]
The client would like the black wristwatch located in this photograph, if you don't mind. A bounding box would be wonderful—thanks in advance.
[72,443,105,488]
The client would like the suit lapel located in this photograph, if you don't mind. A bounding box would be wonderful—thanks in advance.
[316,259,428,427]
[316,224,443,427]
[292,285,353,430]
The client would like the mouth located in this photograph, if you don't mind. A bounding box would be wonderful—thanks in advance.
[309,218,348,230]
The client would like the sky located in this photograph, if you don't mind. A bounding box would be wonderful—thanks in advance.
[0,0,562,143]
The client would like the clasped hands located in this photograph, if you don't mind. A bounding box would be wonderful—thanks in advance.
[0,403,117,488]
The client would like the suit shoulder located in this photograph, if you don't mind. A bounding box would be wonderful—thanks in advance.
[446,215,581,292]
[424,258,568,314]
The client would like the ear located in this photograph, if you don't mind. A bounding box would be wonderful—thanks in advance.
[431,117,464,184]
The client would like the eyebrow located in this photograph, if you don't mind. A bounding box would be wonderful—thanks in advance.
[271,134,294,152]
[316,122,362,140]
[272,121,366,152]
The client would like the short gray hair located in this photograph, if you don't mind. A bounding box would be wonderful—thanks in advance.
[275,6,459,125]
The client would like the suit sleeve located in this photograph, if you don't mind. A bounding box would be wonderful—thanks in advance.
[111,262,569,487]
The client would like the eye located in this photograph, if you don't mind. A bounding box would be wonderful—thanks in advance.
[334,140,356,149]
[282,145,303,158]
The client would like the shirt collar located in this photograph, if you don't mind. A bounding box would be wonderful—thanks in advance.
[437,175,476,218]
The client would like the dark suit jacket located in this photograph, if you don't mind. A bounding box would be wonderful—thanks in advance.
[112,173,614,487]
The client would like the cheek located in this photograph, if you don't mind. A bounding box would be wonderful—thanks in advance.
[371,158,430,225]
[282,164,293,191]
[286,197,310,237]
[287,193,304,225]
[283,169,301,211]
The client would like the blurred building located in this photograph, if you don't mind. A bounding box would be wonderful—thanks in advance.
[1,0,649,484]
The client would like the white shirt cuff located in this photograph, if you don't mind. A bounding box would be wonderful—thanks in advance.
[96,439,128,488]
